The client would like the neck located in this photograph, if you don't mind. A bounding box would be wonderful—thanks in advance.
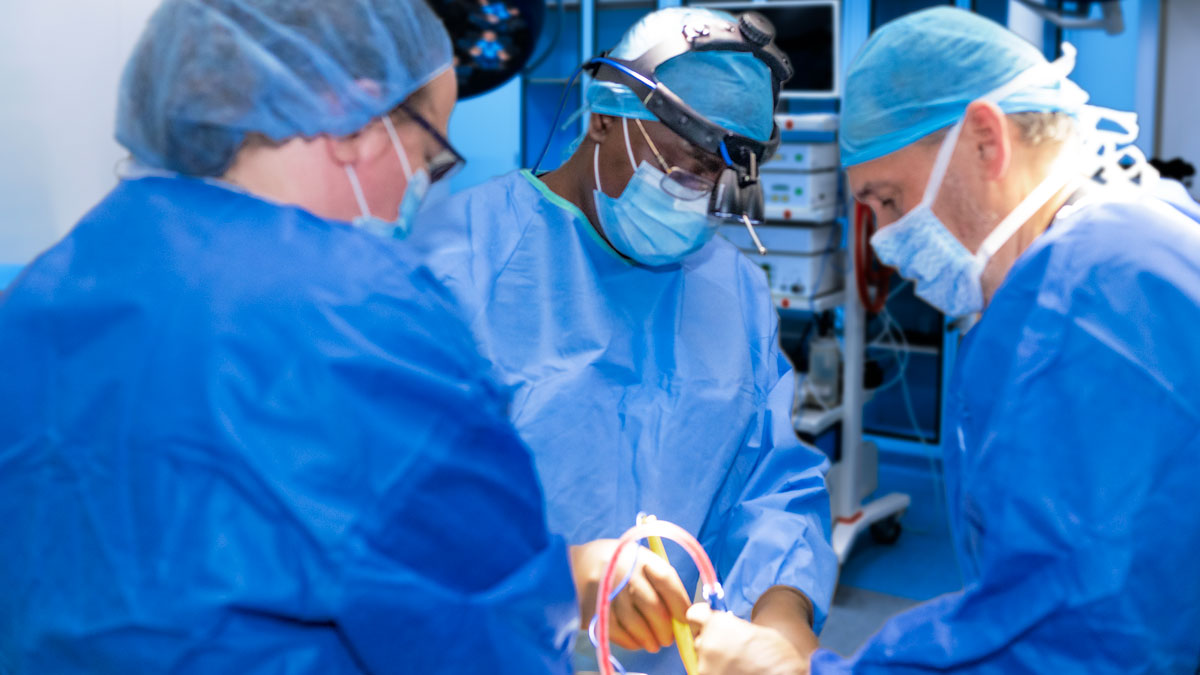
[539,146,595,222]
[533,142,640,264]
[221,139,349,221]
[980,182,1074,305]
[538,143,620,255]
[224,147,303,204]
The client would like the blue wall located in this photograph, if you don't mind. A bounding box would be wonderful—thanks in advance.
[452,3,668,184]
[448,78,524,194]
[1053,0,1160,155]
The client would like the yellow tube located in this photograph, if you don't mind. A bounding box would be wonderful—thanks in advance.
[640,515,699,675]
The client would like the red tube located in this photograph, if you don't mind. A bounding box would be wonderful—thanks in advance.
[596,521,721,675]
[854,201,890,314]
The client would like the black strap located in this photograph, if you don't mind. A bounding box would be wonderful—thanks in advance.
[583,12,789,170]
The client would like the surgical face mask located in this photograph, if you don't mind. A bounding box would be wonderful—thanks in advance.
[344,115,430,240]
[591,118,717,267]
[869,50,1082,317]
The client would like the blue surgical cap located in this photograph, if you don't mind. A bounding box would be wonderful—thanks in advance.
[585,7,775,142]
[840,7,1087,167]
[117,0,453,176]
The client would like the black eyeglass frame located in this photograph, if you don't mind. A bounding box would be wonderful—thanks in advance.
[396,101,466,184]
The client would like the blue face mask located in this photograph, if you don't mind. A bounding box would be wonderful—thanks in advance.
[591,120,717,267]
[344,115,430,240]
[867,120,988,317]
[869,118,1078,317]
[869,51,1084,317]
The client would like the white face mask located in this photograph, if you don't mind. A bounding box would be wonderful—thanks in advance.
[868,46,1086,317]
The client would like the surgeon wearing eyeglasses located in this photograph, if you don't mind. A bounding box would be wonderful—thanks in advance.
[0,0,576,671]
[411,8,836,675]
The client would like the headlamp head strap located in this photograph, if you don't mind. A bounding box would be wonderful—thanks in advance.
[584,12,791,172]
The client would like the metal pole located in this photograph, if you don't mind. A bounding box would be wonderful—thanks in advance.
[837,210,865,521]
[578,0,595,140]
[834,0,872,523]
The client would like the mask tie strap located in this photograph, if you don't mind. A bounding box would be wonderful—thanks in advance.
[981,42,1078,108]
[382,115,416,181]
[924,42,1079,211]
[976,154,1080,261]
[593,143,604,195]
[922,120,966,205]
[344,165,373,220]
[621,117,638,171]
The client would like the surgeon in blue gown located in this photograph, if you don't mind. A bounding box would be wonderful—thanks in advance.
[411,8,837,674]
[0,1,576,672]
[687,8,1200,675]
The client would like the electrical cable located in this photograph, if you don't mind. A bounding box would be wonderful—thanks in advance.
[898,350,950,537]
[531,57,663,173]
[865,307,910,395]
[531,64,586,174]
[870,304,950,537]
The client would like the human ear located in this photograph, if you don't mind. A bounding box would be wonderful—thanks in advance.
[586,114,616,145]
[324,120,391,168]
[964,100,1011,182]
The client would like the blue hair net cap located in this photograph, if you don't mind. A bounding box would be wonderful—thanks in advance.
[840,7,1087,167]
[117,0,453,176]
[585,7,775,142]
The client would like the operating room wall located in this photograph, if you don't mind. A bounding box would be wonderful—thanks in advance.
[0,0,1183,266]
[0,0,523,265]
[447,79,523,194]
[1057,0,1160,157]
[0,1,161,264]
[1158,0,1200,201]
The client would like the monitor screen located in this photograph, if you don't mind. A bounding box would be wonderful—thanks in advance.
[694,1,838,98]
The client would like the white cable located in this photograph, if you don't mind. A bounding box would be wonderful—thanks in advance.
[883,306,951,535]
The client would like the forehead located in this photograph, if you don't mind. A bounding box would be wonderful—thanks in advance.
[413,70,457,126]
[846,142,933,195]
[638,118,722,164]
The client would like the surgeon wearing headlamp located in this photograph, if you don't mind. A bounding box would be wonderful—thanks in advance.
[412,8,837,675]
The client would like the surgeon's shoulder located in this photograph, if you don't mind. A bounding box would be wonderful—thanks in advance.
[724,235,774,300]
[237,210,490,388]
[410,170,534,258]
[1036,186,1200,296]
[688,233,771,295]
[358,236,483,352]
[1000,184,1200,388]
[409,170,555,318]
[687,234,779,334]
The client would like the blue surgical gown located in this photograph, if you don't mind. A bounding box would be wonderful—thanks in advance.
[412,170,838,674]
[0,176,577,673]
[811,180,1200,673]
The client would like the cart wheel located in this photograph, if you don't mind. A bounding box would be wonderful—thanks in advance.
[870,516,902,545]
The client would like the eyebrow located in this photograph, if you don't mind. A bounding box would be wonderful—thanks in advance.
[854,181,899,202]
[687,145,725,170]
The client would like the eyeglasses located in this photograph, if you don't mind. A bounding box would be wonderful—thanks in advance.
[396,102,466,184]
[633,118,717,200]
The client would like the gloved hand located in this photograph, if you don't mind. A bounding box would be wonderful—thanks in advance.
[687,603,808,675]
[570,538,691,653]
